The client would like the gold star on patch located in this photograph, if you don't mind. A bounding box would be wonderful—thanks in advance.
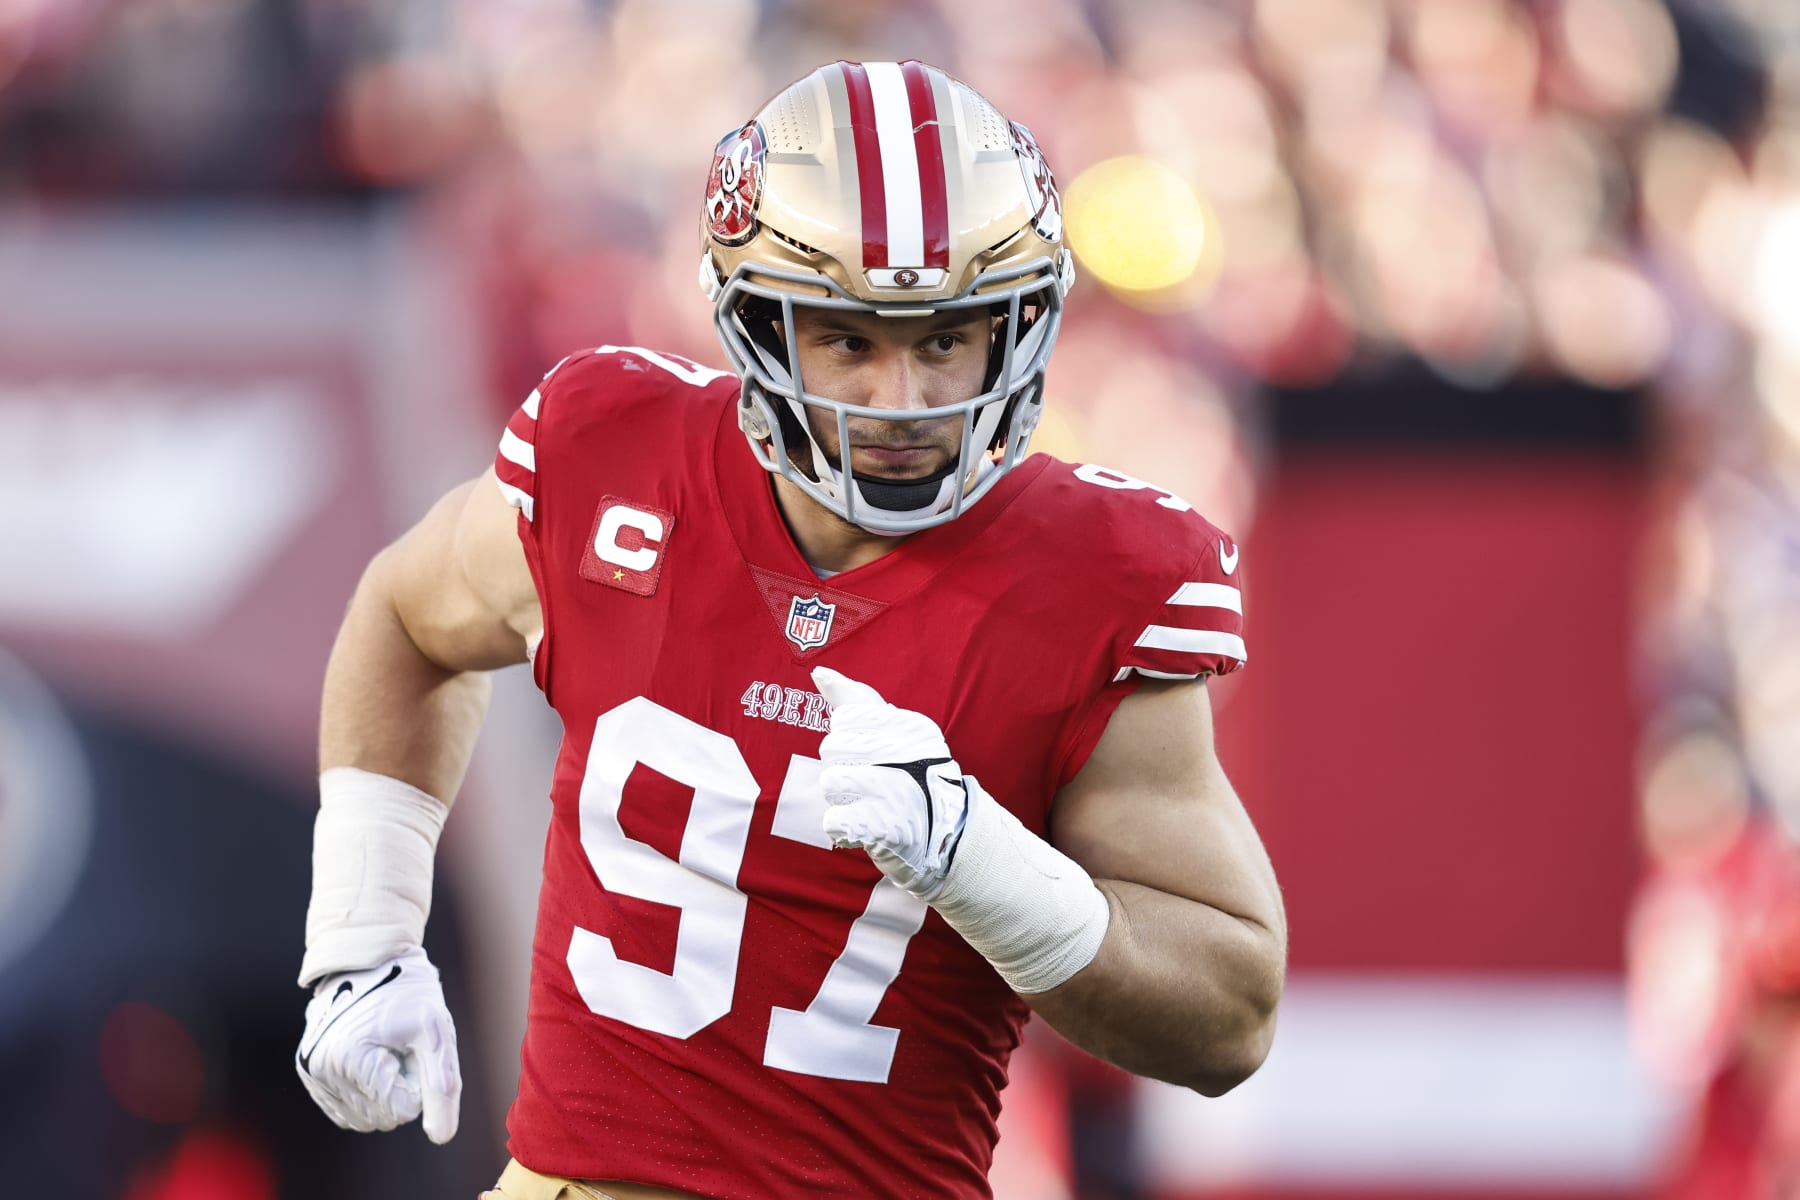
[613,569,625,581]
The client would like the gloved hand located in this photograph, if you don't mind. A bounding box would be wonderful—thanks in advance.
[813,666,971,898]
[295,945,462,1143]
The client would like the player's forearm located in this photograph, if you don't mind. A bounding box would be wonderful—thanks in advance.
[1025,880,1285,1096]
[319,547,493,804]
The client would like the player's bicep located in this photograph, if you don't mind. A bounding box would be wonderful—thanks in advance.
[379,469,541,672]
[1050,680,1284,937]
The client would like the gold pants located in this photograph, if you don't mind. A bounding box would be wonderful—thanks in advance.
[480,1158,707,1200]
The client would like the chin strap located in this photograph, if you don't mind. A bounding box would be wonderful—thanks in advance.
[852,461,959,513]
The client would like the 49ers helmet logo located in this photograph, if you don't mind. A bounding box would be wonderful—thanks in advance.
[1010,122,1063,244]
[705,123,767,246]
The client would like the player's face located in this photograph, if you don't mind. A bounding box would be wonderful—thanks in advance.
[788,306,992,482]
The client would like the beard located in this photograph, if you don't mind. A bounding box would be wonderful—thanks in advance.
[798,412,965,482]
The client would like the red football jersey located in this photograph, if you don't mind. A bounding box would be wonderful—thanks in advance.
[490,346,1245,1199]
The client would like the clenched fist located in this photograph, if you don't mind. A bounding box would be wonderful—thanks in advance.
[296,946,462,1143]
[812,666,972,897]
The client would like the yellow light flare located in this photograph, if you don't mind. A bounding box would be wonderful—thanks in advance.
[1064,156,1219,305]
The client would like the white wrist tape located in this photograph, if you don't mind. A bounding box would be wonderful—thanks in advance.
[929,782,1111,995]
[298,767,447,987]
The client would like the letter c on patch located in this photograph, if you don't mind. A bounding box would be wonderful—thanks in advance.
[595,505,664,571]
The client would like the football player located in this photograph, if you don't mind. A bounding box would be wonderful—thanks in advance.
[296,60,1286,1199]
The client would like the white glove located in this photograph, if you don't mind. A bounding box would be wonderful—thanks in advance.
[813,666,971,897]
[295,946,462,1143]
[812,666,1111,995]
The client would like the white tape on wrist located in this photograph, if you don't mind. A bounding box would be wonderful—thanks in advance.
[928,781,1111,995]
[297,767,447,987]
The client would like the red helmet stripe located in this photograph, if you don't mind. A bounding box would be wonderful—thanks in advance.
[900,60,949,269]
[838,61,889,269]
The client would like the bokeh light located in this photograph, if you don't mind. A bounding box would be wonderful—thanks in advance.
[1063,155,1218,307]
[1639,731,1751,870]
[1554,0,1679,117]
[1752,199,1800,357]
[1252,0,1389,114]
[99,1001,205,1124]
[124,1129,276,1200]
[1531,253,1672,388]
[1405,0,1541,137]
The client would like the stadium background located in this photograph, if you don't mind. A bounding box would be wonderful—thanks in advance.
[3,0,1798,1196]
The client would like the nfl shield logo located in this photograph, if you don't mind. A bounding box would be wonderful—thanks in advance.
[785,593,836,652]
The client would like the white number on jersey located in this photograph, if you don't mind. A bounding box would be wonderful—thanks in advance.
[569,699,927,1084]
[595,344,733,387]
[763,754,929,1083]
[568,699,757,1037]
[1072,462,1193,511]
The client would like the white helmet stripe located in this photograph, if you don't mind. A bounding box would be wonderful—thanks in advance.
[838,61,949,271]
[865,62,923,268]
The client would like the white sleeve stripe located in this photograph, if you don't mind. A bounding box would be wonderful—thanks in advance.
[1167,582,1242,613]
[495,478,535,521]
[1113,666,1206,682]
[499,426,536,472]
[523,388,542,419]
[1134,626,1247,660]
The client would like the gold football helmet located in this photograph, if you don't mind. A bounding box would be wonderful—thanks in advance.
[699,60,1075,533]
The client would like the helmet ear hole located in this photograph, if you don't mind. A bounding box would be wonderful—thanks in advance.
[737,297,789,371]
[980,304,1010,393]
[979,289,1052,452]
[734,297,812,471]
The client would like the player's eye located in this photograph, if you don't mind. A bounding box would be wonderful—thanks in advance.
[925,334,962,354]
[827,335,870,355]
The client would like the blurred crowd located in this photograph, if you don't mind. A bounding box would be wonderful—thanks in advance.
[0,0,1779,512]
[1,0,1793,491]
[3,0,1798,540]
[9,0,1800,1195]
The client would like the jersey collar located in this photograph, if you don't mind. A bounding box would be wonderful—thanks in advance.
[711,394,1046,602]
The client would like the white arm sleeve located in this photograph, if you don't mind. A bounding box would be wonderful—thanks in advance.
[298,767,447,987]
[927,781,1111,995]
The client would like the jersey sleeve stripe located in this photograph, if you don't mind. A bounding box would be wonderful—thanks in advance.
[497,390,541,522]
[495,478,535,521]
[499,426,537,472]
[494,451,534,493]
[1134,626,1247,660]
[1167,582,1242,613]
[1112,666,1205,683]
[522,387,542,420]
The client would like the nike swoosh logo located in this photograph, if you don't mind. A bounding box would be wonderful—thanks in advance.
[298,963,403,1074]
[941,777,969,870]
[1219,541,1239,575]
[884,757,954,845]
